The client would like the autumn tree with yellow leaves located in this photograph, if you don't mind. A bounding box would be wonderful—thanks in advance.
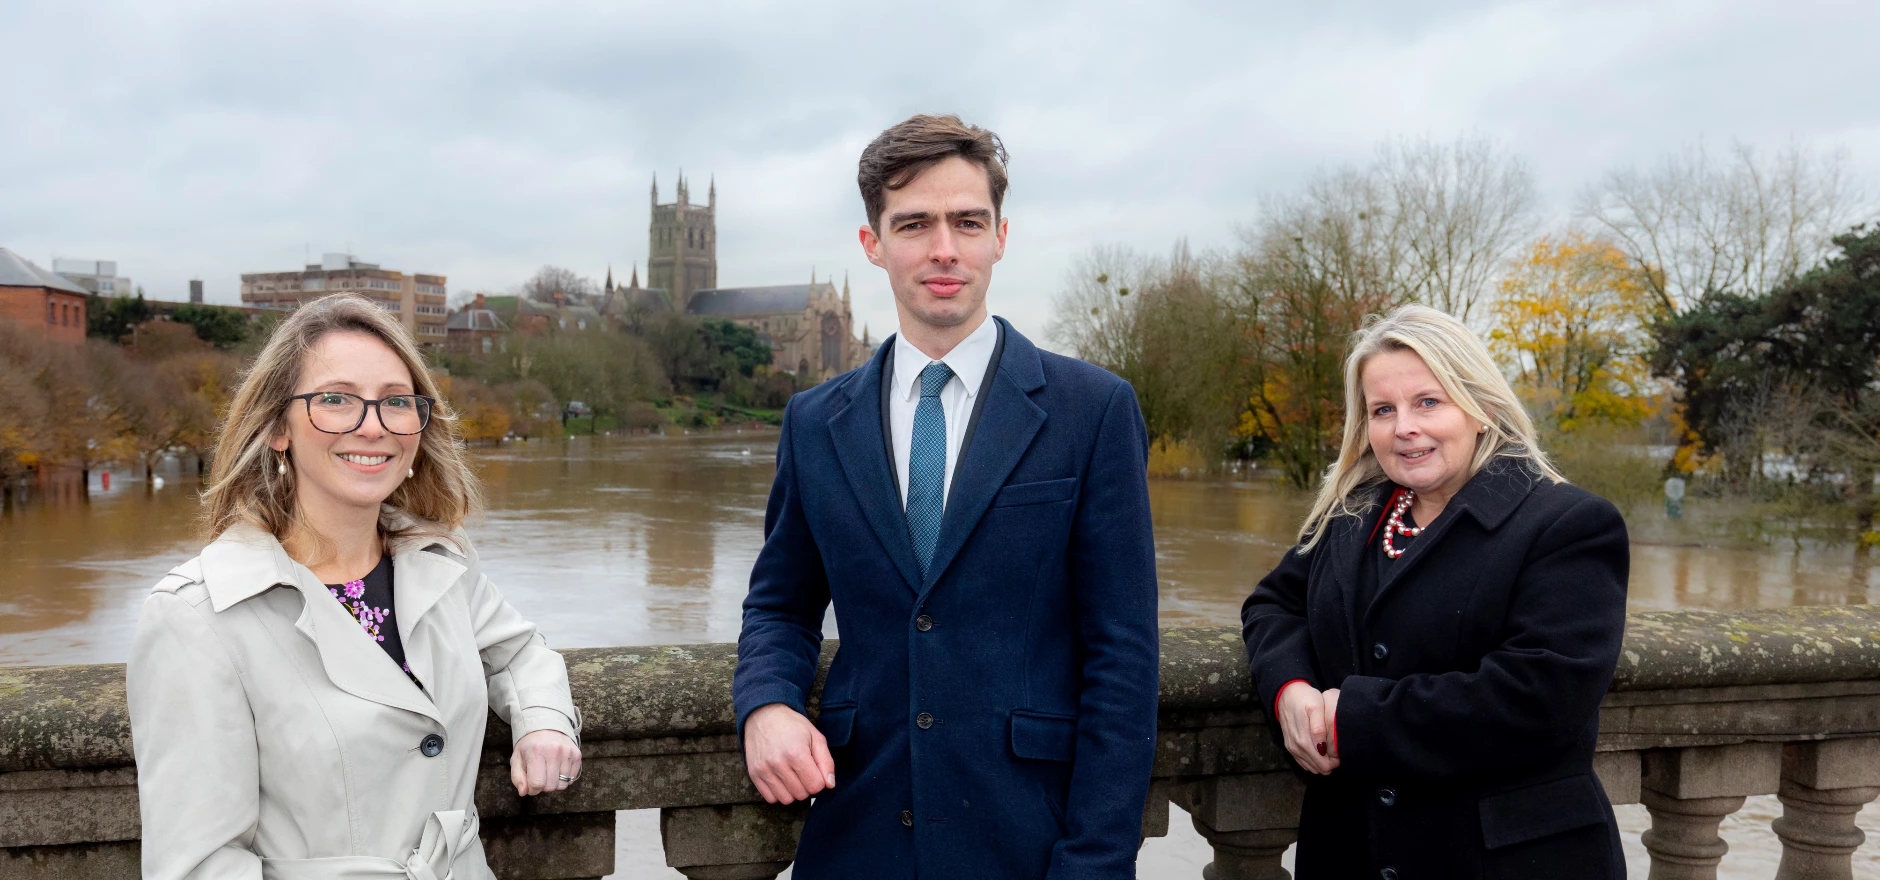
[1489,233,1658,433]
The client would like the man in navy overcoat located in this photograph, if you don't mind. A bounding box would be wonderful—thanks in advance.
[731,114,1160,879]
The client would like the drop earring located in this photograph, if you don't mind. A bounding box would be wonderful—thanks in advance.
[406,467,414,478]
[277,452,288,475]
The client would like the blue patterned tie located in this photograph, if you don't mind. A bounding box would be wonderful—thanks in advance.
[906,362,953,577]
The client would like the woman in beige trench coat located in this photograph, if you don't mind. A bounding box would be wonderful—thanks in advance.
[128,294,581,880]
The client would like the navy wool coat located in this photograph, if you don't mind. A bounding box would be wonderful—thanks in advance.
[733,318,1160,880]
[1242,460,1630,879]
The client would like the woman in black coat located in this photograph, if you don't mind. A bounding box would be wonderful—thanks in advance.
[1242,305,1629,879]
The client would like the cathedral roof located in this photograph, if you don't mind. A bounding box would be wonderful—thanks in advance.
[600,286,672,315]
[687,282,836,317]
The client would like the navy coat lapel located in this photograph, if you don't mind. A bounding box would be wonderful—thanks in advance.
[879,342,900,507]
[828,341,925,593]
[920,318,1046,595]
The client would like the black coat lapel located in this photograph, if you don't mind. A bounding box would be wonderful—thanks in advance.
[1328,488,1386,671]
[920,319,1045,596]
[1368,461,1537,616]
[828,341,924,593]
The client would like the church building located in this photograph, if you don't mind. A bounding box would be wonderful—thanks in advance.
[601,172,872,383]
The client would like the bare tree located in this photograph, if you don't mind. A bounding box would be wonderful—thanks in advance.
[1046,244,1153,368]
[1275,166,1418,309]
[522,266,596,303]
[1577,140,1867,312]
[1377,134,1539,322]
[1224,168,1414,486]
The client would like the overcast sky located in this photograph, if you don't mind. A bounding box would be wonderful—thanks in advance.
[5,0,1878,347]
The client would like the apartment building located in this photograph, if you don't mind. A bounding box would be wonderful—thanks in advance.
[52,258,134,298]
[240,253,447,347]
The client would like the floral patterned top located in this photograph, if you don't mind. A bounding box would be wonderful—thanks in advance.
[325,556,420,686]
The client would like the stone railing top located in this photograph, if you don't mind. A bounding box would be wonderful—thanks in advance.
[562,641,753,743]
[4,605,1877,773]
[1609,605,1880,691]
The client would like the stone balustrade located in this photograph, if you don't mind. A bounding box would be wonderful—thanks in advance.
[3,605,1878,880]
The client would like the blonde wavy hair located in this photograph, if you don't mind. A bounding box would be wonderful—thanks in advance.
[201,294,482,556]
[1296,304,1563,553]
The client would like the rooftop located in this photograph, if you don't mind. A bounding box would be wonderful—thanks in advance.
[686,282,837,317]
[446,307,510,333]
[0,248,92,295]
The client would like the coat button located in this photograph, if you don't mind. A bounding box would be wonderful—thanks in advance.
[1380,869,1399,880]
[916,712,934,729]
[1373,642,1390,661]
[1377,788,1397,807]
[915,615,933,632]
[420,734,444,758]
[900,810,914,827]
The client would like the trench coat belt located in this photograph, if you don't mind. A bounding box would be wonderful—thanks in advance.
[260,809,487,880]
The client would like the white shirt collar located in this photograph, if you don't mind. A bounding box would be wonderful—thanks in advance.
[893,315,999,402]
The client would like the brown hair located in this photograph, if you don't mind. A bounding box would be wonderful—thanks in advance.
[201,293,482,558]
[858,114,1009,230]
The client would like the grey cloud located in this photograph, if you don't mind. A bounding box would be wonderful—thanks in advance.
[3,0,1876,345]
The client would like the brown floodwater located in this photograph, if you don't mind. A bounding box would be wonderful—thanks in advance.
[2,430,1874,878]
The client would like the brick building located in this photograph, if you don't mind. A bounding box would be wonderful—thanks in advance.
[241,253,448,348]
[0,248,89,344]
[444,293,511,356]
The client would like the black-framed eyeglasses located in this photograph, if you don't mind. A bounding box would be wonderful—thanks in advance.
[286,391,435,435]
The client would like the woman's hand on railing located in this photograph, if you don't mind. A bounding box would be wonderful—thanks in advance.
[1276,682,1340,775]
[512,729,582,796]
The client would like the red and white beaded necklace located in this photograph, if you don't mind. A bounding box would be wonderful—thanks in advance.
[1382,489,1422,558]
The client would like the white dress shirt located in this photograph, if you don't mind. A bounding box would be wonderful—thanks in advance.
[889,315,999,510]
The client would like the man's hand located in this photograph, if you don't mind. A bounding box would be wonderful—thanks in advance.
[1276,682,1340,776]
[743,703,836,805]
[511,729,582,796]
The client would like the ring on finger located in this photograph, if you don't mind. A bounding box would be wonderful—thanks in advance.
[558,774,574,783]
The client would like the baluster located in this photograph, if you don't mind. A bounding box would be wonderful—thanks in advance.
[1593,749,1642,806]
[1639,743,1781,880]
[1142,778,1172,844]
[478,811,616,880]
[1175,772,1304,880]
[1772,738,1880,880]
[659,803,806,880]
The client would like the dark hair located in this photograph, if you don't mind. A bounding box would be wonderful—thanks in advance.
[858,114,1009,230]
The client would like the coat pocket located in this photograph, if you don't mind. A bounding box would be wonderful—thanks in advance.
[991,478,1078,508]
[815,702,857,748]
[1009,709,1079,761]
[1478,772,1613,849]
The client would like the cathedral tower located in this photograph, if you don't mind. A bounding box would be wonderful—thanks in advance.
[647,171,717,310]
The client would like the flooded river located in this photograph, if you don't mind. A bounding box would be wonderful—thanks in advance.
[2,430,1875,877]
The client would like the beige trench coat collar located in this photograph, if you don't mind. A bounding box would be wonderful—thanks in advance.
[198,517,471,728]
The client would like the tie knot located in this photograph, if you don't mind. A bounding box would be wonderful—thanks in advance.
[918,362,953,398]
